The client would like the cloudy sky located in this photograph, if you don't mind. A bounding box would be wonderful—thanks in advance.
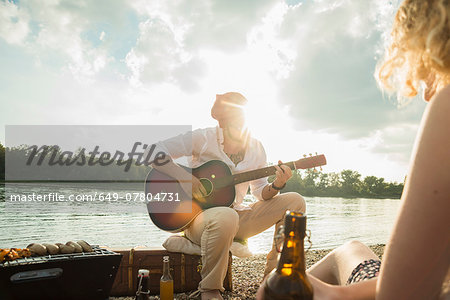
[1,0,427,182]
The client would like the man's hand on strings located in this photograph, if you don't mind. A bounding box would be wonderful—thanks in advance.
[272,160,292,188]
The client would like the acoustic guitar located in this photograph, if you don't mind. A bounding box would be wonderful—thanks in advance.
[145,154,326,232]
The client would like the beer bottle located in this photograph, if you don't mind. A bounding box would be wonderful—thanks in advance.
[135,269,150,300]
[160,255,174,300]
[263,211,313,300]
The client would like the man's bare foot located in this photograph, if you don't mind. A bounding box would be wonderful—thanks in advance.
[201,289,223,300]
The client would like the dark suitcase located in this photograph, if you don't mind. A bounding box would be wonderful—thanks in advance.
[108,246,232,296]
[0,247,122,300]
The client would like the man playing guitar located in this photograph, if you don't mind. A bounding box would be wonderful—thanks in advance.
[149,92,306,300]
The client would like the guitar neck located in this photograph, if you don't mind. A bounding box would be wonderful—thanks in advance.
[217,154,326,188]
[230,161,297,186]
[212,154,325,189]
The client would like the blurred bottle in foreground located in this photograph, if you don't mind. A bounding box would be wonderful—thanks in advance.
[262,211,313,300]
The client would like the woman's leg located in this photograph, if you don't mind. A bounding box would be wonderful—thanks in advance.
[307,240,379,285]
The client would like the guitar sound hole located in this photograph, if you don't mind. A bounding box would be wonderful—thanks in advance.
[199,178,213,196]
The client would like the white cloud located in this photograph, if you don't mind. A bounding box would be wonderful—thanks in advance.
[270,1,424,139]
[125,17,205,91]
[29,1,113,82]
[125,0,284,91]
[0,1,30,45]
[247,2,296,80]
[226,0,421,174]
[0,0,137,82]
[130,0,279,51]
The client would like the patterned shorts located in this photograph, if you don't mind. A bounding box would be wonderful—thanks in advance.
[346,259,381,285]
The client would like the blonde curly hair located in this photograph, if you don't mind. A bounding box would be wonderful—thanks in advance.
[377,0,450,101]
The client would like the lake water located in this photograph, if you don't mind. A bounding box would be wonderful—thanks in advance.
[0,183,401,253]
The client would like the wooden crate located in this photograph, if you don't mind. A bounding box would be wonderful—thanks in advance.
[107,247,232,296]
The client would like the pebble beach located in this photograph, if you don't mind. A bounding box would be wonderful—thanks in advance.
[112,244,386,300]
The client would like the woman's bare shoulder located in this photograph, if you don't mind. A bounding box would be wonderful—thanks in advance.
[429,85,450,113]
[420,85,450,145]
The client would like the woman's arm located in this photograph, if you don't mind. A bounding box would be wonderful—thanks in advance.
[376,86,450,299]
[306,87,450,300]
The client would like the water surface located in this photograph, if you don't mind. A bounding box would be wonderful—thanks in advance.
[0,184,400,253]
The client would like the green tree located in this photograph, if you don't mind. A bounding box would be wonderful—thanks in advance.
[327,172,341,195]
[283,170,304,193]
[302,169,320,196]
[339,169,362,197]
[362,176,387,197]
[385,182,404,198]
[280,167,403,199]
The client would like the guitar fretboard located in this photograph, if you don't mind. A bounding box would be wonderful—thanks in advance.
[231,161,297,185]
[214,161,297,189]
[213,154,326,189]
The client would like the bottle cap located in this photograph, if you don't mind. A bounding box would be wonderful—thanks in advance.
[138,269,150,276]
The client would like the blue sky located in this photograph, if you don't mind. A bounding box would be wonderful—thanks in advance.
[0,0,427,182]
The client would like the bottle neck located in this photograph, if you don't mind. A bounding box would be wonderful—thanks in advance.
[161,260,172,281]
[138,274,149,291]
[163,260,169,275]
[276,234,306,276]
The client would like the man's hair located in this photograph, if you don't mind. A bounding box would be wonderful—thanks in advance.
[211,92,247,124]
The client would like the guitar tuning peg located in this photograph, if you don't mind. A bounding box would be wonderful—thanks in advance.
[303,154,307,158]
[309,153,312,157]
[320,166,323,171]
[313,167,318,173]
[315,152,318,156]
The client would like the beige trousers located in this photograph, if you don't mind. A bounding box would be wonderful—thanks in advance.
[184,192,306,292]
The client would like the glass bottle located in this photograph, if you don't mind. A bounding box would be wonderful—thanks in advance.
[263,211,313,299]
[160,255,174,300]
[135,269,150,300]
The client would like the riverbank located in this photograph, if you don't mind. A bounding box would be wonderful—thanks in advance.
[112,244,385,300]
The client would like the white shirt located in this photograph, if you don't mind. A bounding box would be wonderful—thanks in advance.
[151,126,268,210]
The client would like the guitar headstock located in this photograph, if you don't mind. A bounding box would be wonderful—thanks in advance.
[294,153,327,170]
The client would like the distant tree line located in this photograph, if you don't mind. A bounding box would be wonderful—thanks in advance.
[0,143,404,198]
[275,168,404,199]
[0,143,4,180]
[0,143,150,181]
